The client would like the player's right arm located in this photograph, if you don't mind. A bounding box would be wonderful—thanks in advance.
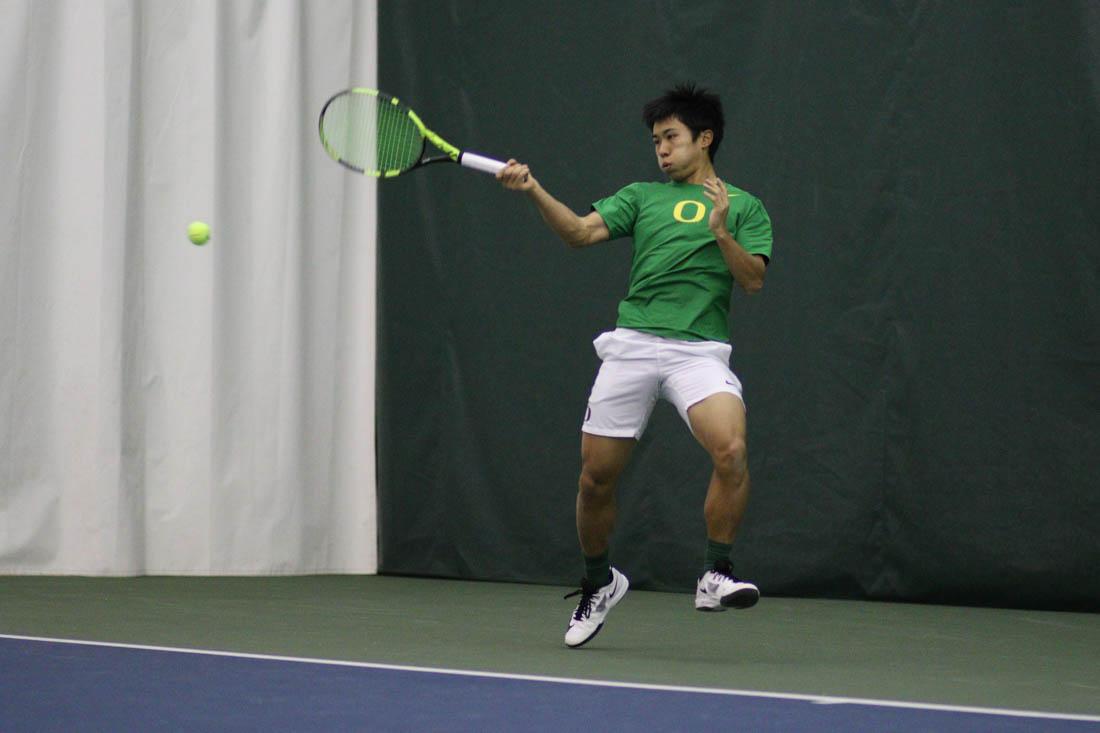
[497,160,610,248]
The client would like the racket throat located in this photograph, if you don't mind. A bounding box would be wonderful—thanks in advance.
[423,127,506,175]
[423,128,461,162]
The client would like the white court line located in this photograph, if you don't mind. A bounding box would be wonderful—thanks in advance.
[3,633,1099,723]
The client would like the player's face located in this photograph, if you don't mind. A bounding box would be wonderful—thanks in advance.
[652,117,711,180]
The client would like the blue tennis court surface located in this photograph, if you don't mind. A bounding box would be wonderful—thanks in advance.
[2,635,1097,731]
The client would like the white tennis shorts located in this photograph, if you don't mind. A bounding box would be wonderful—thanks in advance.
[581,328,744,440]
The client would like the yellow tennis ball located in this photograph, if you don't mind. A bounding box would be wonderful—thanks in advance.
[188,221,210,245]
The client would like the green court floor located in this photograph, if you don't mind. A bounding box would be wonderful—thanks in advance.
[1,575,1097,717]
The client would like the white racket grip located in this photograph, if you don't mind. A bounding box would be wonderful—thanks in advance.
[459,151,507,175]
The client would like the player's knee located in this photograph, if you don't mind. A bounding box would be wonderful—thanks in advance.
[578,466,617,501]
[710,436,747,475]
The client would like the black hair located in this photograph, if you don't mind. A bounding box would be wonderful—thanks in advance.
[642,83,725,161]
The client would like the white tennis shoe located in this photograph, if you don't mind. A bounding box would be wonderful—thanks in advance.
[564,566,629,648]
[695,559,760,611]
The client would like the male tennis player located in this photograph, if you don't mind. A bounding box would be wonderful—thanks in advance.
[498,84,773,648]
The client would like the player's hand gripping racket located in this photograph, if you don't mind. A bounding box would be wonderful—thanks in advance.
[318,88,510,178]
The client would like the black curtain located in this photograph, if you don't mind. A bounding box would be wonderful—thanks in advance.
[377,1,1099,611]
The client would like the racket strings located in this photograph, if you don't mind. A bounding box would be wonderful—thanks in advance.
[321,92,422,175]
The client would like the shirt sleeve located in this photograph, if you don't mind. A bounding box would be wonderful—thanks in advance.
[735,197,773,262]
[591,183,643,240]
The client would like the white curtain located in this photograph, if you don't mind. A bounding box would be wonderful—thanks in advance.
[0,0,378,574]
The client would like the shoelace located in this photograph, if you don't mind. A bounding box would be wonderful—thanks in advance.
[564,582,598,621]
[711,560,741,583]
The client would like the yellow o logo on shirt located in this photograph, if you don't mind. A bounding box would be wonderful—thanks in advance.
[673,200,706,223]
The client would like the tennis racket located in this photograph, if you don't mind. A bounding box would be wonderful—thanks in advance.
[318,88,509,178]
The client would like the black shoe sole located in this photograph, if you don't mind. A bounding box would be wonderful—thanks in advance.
[721,588,760,609]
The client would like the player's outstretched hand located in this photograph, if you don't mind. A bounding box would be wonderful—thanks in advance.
[702,176,729,233]
[497,159,536,192]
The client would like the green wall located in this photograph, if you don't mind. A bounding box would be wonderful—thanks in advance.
[377,1,1099,610]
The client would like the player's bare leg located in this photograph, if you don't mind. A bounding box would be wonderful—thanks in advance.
[689,393,750,542]
[687,392,760,610]
[576,433,634,556]
[564,433,634,648]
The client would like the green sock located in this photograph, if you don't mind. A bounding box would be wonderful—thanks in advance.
[704,539,733,575]
[584,551,611,587]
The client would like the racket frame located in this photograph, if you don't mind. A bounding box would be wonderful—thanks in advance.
[318,88,506,178]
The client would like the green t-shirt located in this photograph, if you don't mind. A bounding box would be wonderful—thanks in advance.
[592,181,773,342]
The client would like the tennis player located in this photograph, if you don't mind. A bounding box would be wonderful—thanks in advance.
[498,84,773,648]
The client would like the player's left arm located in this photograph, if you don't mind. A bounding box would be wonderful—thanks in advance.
[703,177,766,294]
